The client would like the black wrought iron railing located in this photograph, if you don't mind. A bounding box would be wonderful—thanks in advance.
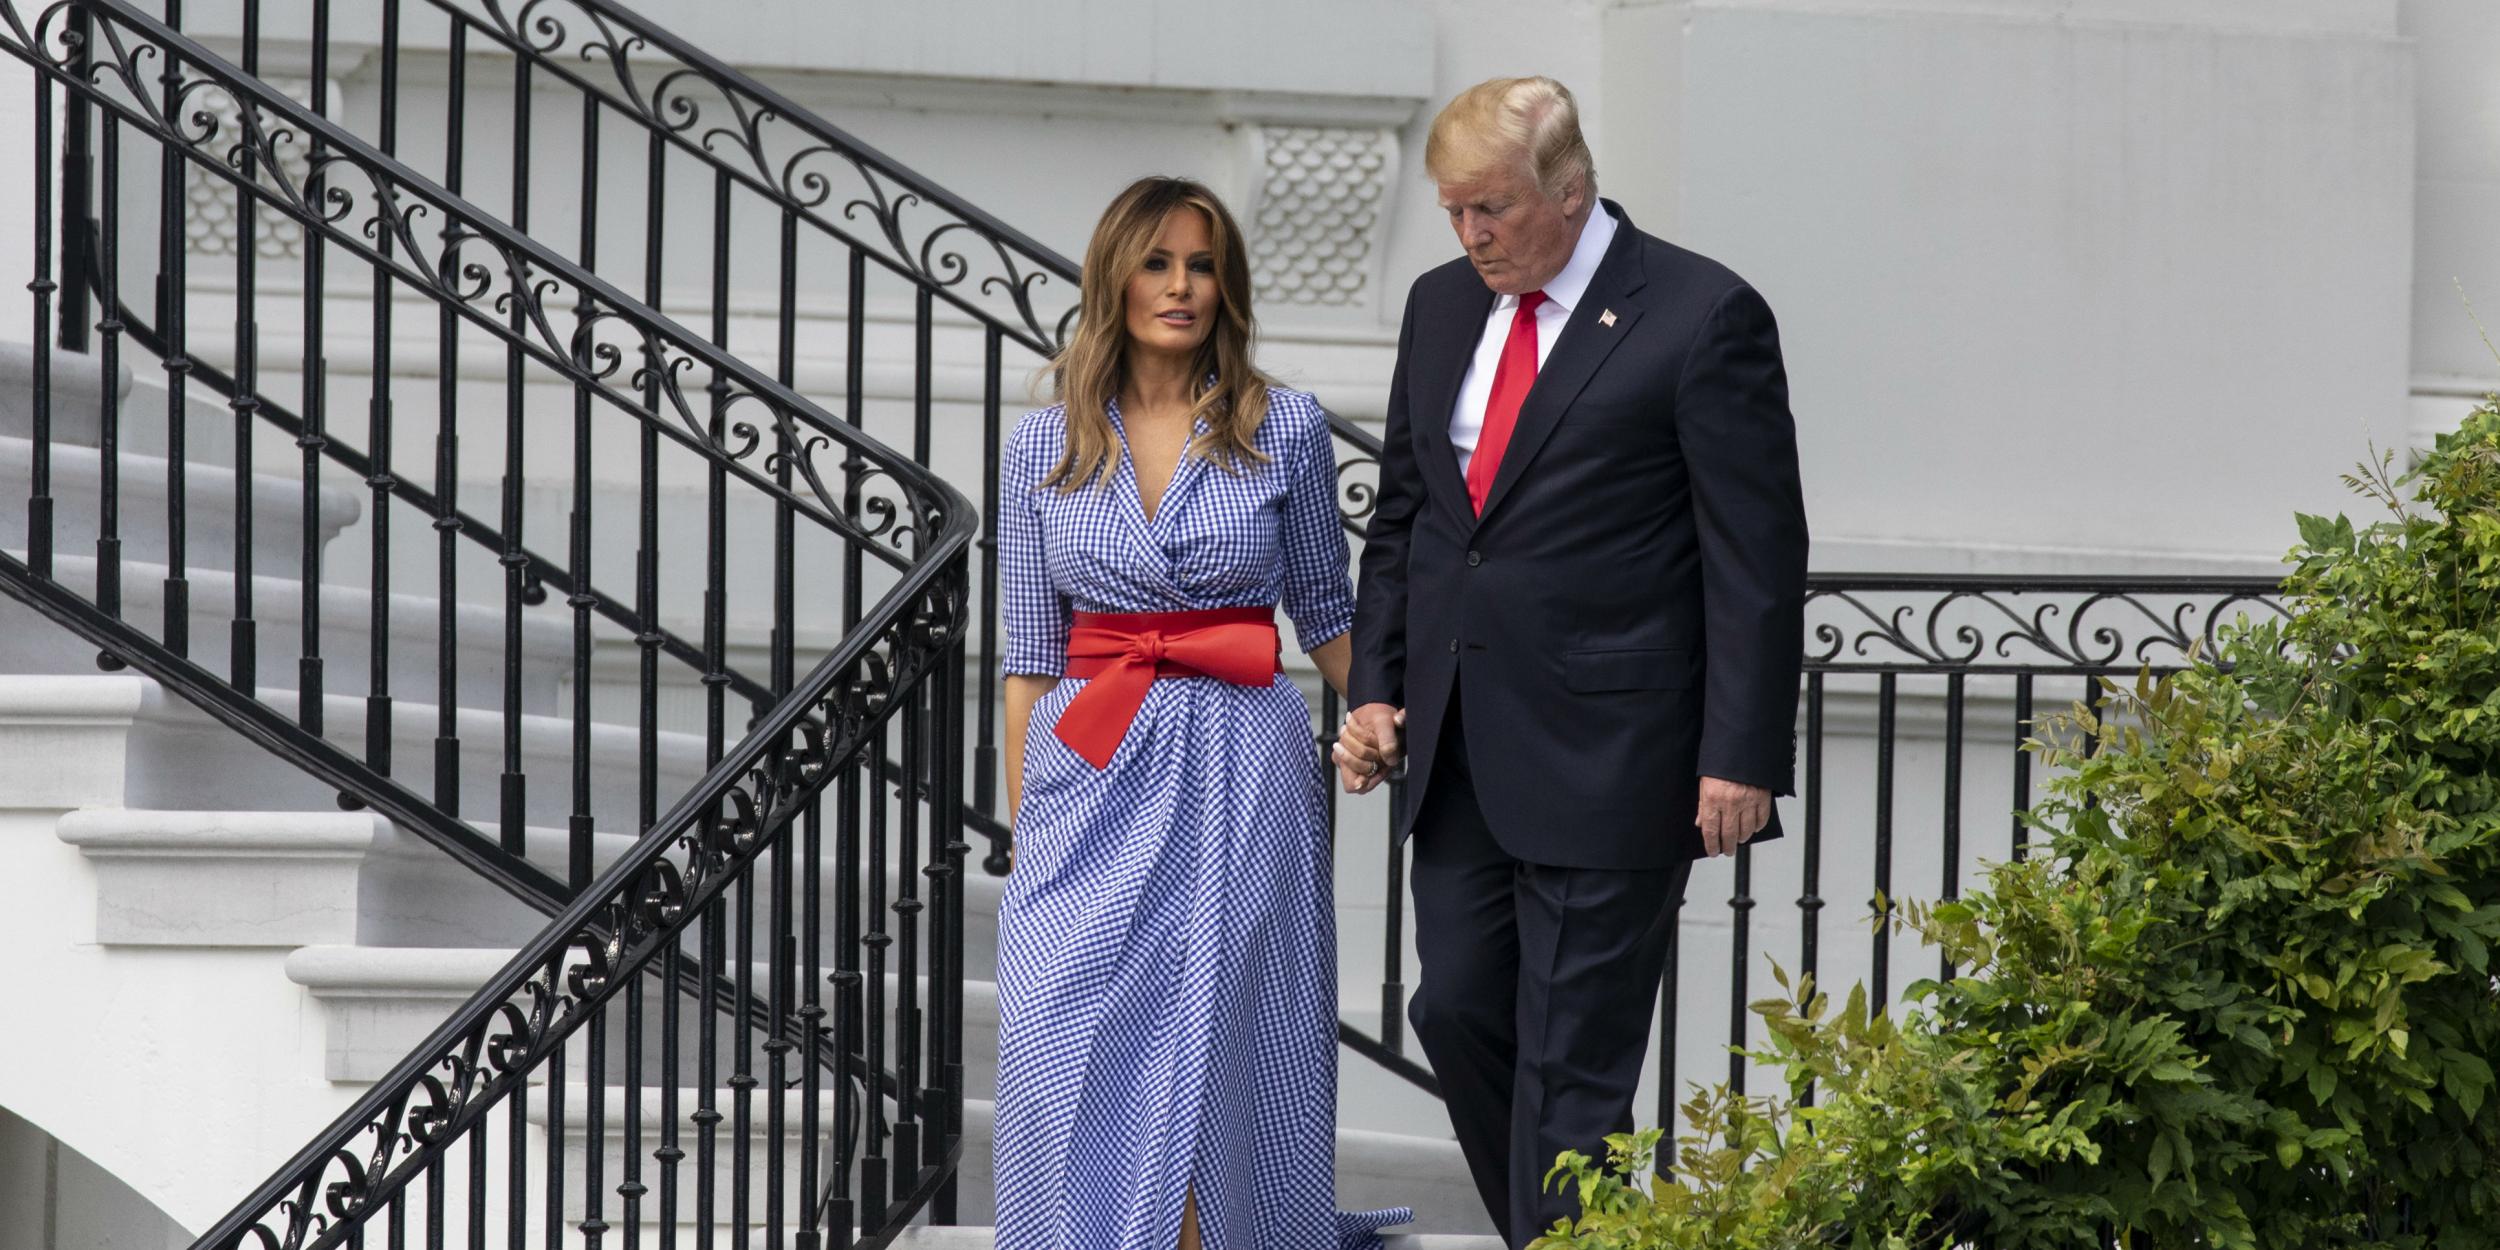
[1,0,977,1245]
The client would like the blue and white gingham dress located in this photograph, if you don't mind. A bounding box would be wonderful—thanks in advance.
[994,388,1409,1250]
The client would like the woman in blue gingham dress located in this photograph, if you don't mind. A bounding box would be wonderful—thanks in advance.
[994,178,1407,1250]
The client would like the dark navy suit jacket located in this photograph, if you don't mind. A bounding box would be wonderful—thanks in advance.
[1349,201,1809,870]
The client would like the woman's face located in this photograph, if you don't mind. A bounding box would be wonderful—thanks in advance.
[1122,207,1221,362]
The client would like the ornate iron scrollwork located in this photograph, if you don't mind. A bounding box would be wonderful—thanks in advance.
[1803,578,2290,672]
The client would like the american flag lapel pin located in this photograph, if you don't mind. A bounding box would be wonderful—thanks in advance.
[1598,308,1618,328]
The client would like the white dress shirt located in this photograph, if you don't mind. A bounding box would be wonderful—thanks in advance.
[1447,204,1620,477]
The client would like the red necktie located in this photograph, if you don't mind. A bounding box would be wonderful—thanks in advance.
[1465,289,1548,515]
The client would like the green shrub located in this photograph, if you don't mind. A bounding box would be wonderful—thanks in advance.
[1534,404,2500,1250]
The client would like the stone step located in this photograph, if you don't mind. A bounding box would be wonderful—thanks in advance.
[81,676,709,832]
[56,807,385,948]
[0,431,359,576]
[0,551,570,715]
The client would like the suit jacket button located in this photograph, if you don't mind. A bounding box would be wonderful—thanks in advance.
[1466,551,1483,567]
[1448,639,1460,654]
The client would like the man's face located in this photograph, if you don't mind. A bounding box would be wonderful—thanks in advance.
[1437,156,1587,296]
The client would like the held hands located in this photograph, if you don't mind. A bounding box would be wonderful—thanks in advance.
[1334,703,1406,794]
[1696,775,1771,858]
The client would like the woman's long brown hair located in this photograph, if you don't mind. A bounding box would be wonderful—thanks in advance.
[1043,177,1276,492]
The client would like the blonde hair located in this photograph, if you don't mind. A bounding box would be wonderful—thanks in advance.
[1424,76,1596,201]
[1043,177,1275,493]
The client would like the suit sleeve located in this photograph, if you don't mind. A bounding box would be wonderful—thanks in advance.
[1348,287,1425,709]
[1676,283,1809,794]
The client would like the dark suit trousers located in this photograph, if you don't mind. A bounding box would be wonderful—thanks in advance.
[1406,689,1692,1247]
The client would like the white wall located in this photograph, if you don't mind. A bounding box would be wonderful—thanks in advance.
[2400,0,2500,441]
[1598,0,2415,571]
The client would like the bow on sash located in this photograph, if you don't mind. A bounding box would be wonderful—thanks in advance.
[1052,607,1281,768]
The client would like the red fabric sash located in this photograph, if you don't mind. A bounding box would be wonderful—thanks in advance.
[1052,606,1281,768]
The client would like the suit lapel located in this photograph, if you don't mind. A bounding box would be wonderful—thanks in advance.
[1475,218,1648,525]
[1411,282,1495,527]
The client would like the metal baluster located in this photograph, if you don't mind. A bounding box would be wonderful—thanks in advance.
[1940,671,1966,982]
[935,627,970,1223]
[1728,840,1755,1095]
[861,714,893,1229]
[93,113,124,630]
[705,168,730,768]
[155,5,189,657]
[1380,780,1410,1056]
[638,129,664,835]
[624,945,647,1250]
[829,696,864,1245]
[894,673,926,1201]
[29,67,55,579]
[731,853,757,1247]
[976,327,1003,844]
[584,1009,608,1247]
[699,895,728,1250]
[914,288,933,466]
[434,20,468,817]
[465,1115,486,1250]
[298,1,331,735]
[658,919,685,1250]
[640,107,680,1250]
[498,50,532,855]
[843,248,865,637]
[799,796,827,1247]
[227,0,262,694]
[569,95,599,891]
[508,1048,529,1250]
[424,1152,445,1250]
[1871,671,1898,1009]
[545,1029,566,1250]
[767,785,794,1249]
[367,0,402,773]
[1798,671,1825,1106]
[2011,673,2034,860]
[694,166,731,1250]
[765,207,802,1239]
[54,0,90,357]
[836,252,869,1238]
[1655,883,1686,1166]
[1319,686,1340,851]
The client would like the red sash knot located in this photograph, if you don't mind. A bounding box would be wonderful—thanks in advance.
[1052,606,1282,768]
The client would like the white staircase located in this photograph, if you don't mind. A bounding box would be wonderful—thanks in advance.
[0,342,1500,1245]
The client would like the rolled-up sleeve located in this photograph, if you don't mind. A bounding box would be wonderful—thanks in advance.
[998,413,1071,677]
[1277,396,1357,652]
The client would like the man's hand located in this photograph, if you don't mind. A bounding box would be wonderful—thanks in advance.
[1334,703,1406,795]
[1696,776,1771,858]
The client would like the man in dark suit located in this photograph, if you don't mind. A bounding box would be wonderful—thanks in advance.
[1335,75,1809,1245]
